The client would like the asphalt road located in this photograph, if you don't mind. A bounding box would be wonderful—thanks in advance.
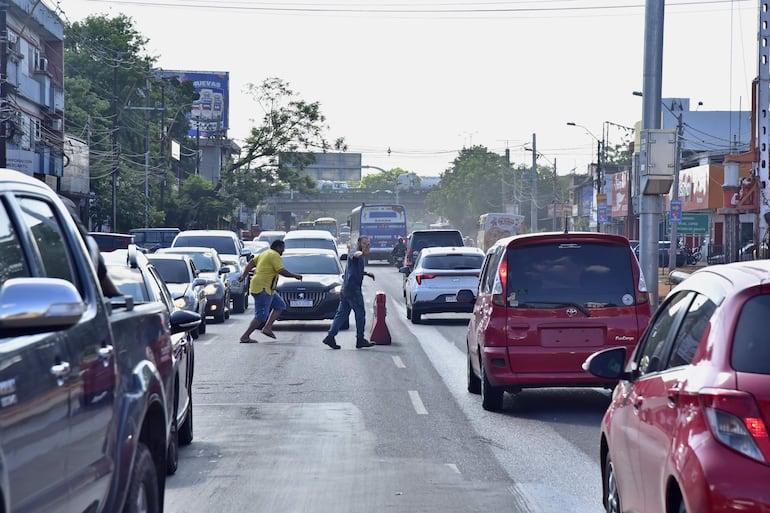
[163,263,609,513]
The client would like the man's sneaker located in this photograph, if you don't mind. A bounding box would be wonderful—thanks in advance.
[356,338,375,348]
[322,335,340,350]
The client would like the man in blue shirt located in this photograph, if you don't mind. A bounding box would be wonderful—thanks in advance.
[323,236,375,349]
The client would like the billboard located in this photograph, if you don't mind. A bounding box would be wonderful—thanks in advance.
[159,70,229,138]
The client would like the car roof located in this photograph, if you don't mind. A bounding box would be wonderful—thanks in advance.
[418,246,484,256]
[147,253,192,262]
[494,231,632,249]
[157,246,221,255]
[176,229,238,238]
[281,248,338,256]
[283,229,335,239]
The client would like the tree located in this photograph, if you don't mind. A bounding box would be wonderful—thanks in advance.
[220,78,346,210]
[64,14,199,231]
[359,167,419,190]
[425,146,509,235]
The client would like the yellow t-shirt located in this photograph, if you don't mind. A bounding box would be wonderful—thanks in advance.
[249,249,285,294]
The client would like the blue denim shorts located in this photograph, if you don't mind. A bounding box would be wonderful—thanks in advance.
[252,290,286,322]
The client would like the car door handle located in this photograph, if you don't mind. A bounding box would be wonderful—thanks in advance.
[667,385,681,407]
[50,361,71,385]
[98,345,114,366]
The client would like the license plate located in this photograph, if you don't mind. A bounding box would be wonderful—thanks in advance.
[290,299,313,308]
[445,295,457,303]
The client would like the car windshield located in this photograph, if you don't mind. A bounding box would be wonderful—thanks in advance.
[281,253,341,274]
[506,242,635,307]
[421,254,483,270]
[174,235,237,255]
[150,259,189,284]
[165,250,218,272]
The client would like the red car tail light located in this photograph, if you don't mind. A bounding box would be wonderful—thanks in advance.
[415,273,436,285]
[700,388,770,463]
[492,257,508,306]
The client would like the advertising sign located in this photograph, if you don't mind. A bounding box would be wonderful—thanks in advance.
[669,199,682,223]
[598,205,608,224]
[666,213,709,234]
[159,70,229,138]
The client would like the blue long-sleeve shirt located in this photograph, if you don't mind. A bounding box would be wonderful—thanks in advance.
[343,253,366,294]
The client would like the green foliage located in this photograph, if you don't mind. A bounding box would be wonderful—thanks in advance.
[65,19,340,232]
[224,78,346,209]
[425,146,572,234]
[360,167,419,190]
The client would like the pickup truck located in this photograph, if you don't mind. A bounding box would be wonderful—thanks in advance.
[0,170,199,513]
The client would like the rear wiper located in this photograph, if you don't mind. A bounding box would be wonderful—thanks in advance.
[515,301,591,317]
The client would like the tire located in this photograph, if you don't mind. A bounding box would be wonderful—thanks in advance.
[122,443,161,513]
[467,349,481,394]
[179,397,193,446]
[481,363,503,412]
[406,306,412,320]
[198,314,206,335]
[232,292,246,314]
[166,416,179,476]
[603,451,621,513]
[411,309,421,324]
[214,303,226,324]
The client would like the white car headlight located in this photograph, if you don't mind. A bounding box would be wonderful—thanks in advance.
[203,283,219,296]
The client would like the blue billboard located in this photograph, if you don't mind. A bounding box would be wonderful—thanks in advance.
[160,70,229,138]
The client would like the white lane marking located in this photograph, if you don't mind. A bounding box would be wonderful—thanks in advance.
[388,295,602,513]
[392,355,406,368]
[408,390,428,415]
[445,463,460,474]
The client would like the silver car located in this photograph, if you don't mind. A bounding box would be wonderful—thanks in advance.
[401,246,485,324]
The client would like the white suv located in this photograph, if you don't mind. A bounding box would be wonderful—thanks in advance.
[283,229,339,257]
[171,230,250,313]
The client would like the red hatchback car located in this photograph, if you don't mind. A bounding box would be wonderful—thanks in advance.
[584,260,770,513]
[463,232,651,412]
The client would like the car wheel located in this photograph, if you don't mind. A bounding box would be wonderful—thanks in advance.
[406,306,412,320]
[214,305,226,324]
[411,309,421,324]
[166,415,179,475]
[232,292,246,314]
[603,451,621,513]
[467,348,481,394]
[179,396,193,446]
[122,443,161,513]
[198,314,206,335]
[481,362,503,412]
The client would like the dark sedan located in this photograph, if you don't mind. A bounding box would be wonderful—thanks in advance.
[274,248,348,328]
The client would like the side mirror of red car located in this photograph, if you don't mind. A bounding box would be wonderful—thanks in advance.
[583,347,630,381]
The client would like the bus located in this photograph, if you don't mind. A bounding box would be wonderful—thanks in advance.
[129,227,180,253]
[313,217,338,238]
[348,204,407,261]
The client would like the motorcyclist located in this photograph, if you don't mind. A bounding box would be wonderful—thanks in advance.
[391,237,407,264]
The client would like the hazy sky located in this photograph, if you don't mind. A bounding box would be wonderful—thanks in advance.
[54,0,758,177]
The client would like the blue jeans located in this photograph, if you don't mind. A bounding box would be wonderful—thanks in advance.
[252,291,286,323]
[328,288,366,339]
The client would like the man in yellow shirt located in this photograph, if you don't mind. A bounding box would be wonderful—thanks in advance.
[237,239,302,342]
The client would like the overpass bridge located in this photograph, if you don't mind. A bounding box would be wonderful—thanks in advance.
[263,189,431,225]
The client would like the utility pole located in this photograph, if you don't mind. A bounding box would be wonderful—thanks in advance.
[668,111,683,274]
[639,0,666,309]
[531,133,538,232]
[552,158,558,231]
[503,147,510,212]
[111,52,120,231]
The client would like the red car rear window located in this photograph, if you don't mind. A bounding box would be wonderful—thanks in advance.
[505,241,637,307]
